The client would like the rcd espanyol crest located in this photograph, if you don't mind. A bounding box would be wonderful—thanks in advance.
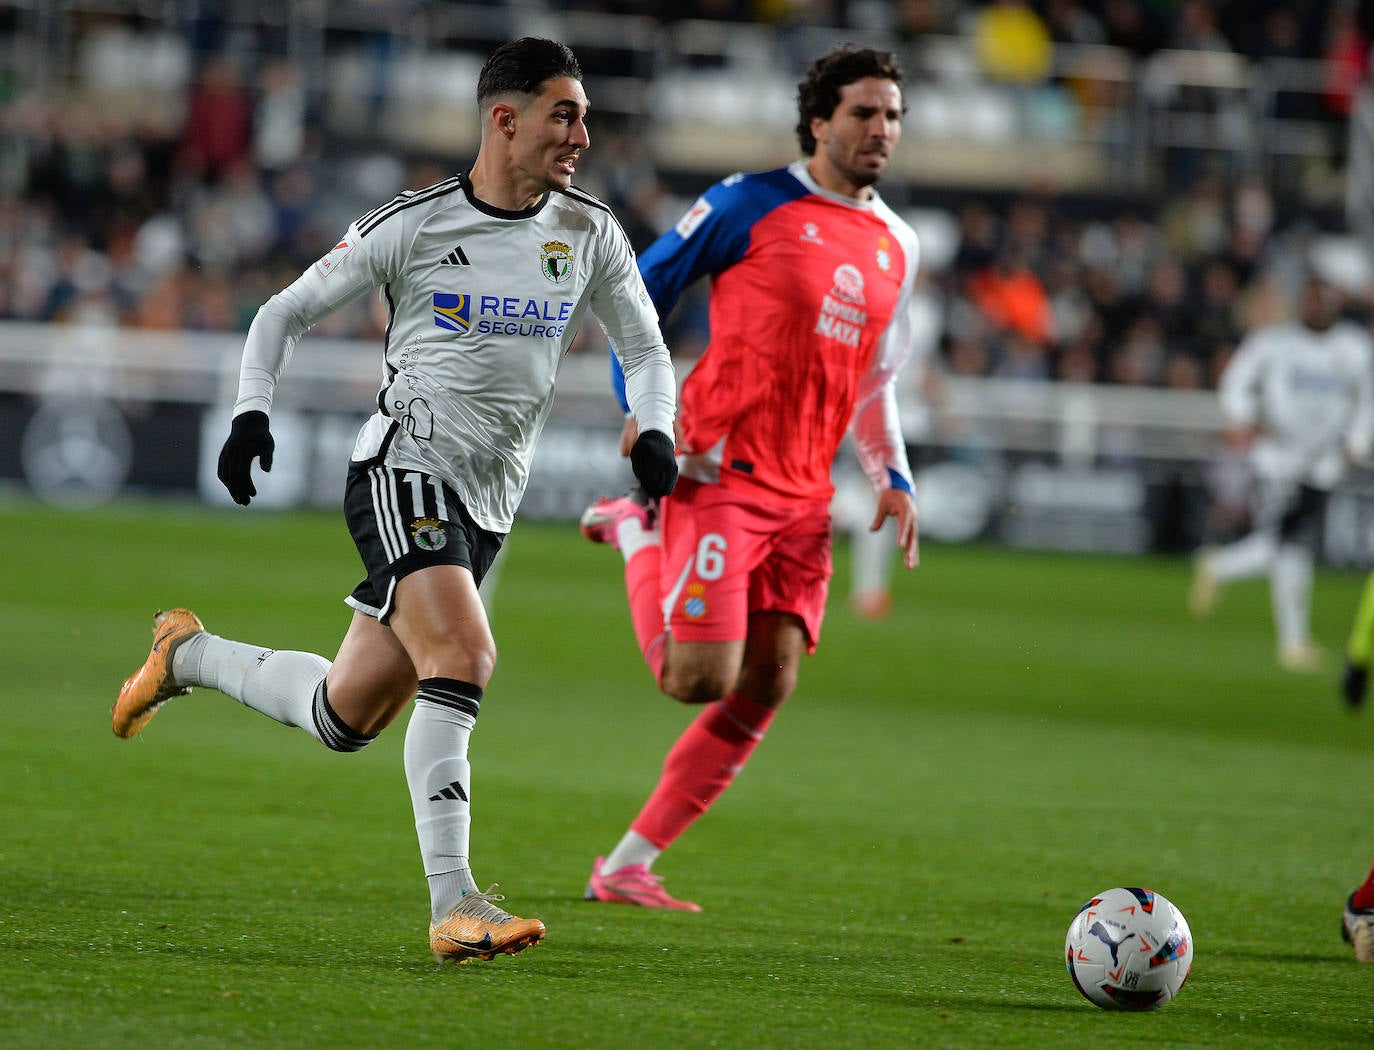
[540,239,574,283]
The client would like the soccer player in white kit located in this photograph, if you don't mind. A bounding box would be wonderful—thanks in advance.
[1189,273,1373,671]
[111,38,678,963]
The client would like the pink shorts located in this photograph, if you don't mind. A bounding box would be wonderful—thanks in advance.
[658,479,833,652]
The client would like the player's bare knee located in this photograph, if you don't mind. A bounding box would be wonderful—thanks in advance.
[735,659,799,707]
[453,644,496,690]
[473,641,498,686]
[750,676,796,708]
[660,666,732,704]
[421,639,496,688]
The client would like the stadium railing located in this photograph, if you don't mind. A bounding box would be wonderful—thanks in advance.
[10,318,1374,568]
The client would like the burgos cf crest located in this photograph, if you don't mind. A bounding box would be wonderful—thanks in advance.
[433,293,471,332]
[410,517,447,552]
[540,240,574,284]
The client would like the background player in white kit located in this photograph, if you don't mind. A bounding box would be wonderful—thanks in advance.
[111,37,678,963]
[1189,273,1374,671]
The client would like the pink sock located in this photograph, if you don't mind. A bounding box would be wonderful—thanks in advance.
[630,692,778,850]
[625,545,667,684]
[1353,857,1374,909]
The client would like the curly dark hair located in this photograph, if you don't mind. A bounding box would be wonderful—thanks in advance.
[478,37,582,105]
[795,45,906,157]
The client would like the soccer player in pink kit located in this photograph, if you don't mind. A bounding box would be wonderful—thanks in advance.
[580,46,921,910]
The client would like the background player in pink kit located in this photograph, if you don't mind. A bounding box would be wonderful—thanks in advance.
[580,45,921,910]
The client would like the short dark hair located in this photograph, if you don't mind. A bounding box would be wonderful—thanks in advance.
[477,37,582,106]
[795,45,905,156]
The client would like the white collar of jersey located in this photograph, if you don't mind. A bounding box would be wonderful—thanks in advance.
[789,160,881,210]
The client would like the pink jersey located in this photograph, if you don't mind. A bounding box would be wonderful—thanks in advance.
[615,160,920,507]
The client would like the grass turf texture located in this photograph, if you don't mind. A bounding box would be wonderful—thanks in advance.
[2,495,1372,1048]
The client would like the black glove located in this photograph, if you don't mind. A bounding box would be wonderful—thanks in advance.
[629,428,678,498]
[217,410,275,506]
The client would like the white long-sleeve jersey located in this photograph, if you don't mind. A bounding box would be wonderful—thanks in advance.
[1218,318,1374,491]
[233,173,676,532]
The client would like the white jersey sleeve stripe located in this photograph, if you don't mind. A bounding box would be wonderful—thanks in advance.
[357,177,464,238]
[557,186,635,251]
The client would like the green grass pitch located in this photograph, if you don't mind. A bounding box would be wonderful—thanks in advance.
[2,495,1373,1048]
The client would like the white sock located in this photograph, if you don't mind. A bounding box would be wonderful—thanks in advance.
[851,518,894,596]
[617,517,659,563]
[1209,530,1278,582]
[405,692,482,920]
[173,633,333,745]
[1272,543,1314,649]
[603,830,661,874]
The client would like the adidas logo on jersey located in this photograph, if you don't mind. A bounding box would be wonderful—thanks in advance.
[439,245,470,265]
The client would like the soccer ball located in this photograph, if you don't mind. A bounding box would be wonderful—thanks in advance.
[1064,887,1193,1010]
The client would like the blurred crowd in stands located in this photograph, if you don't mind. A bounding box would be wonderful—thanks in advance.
[556,0,1371,65]
[936,178,1350,390]
[1,0,1373,391]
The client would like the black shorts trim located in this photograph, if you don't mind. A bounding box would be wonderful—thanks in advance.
[343,462,504,623]
[1277,484,1328,546]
